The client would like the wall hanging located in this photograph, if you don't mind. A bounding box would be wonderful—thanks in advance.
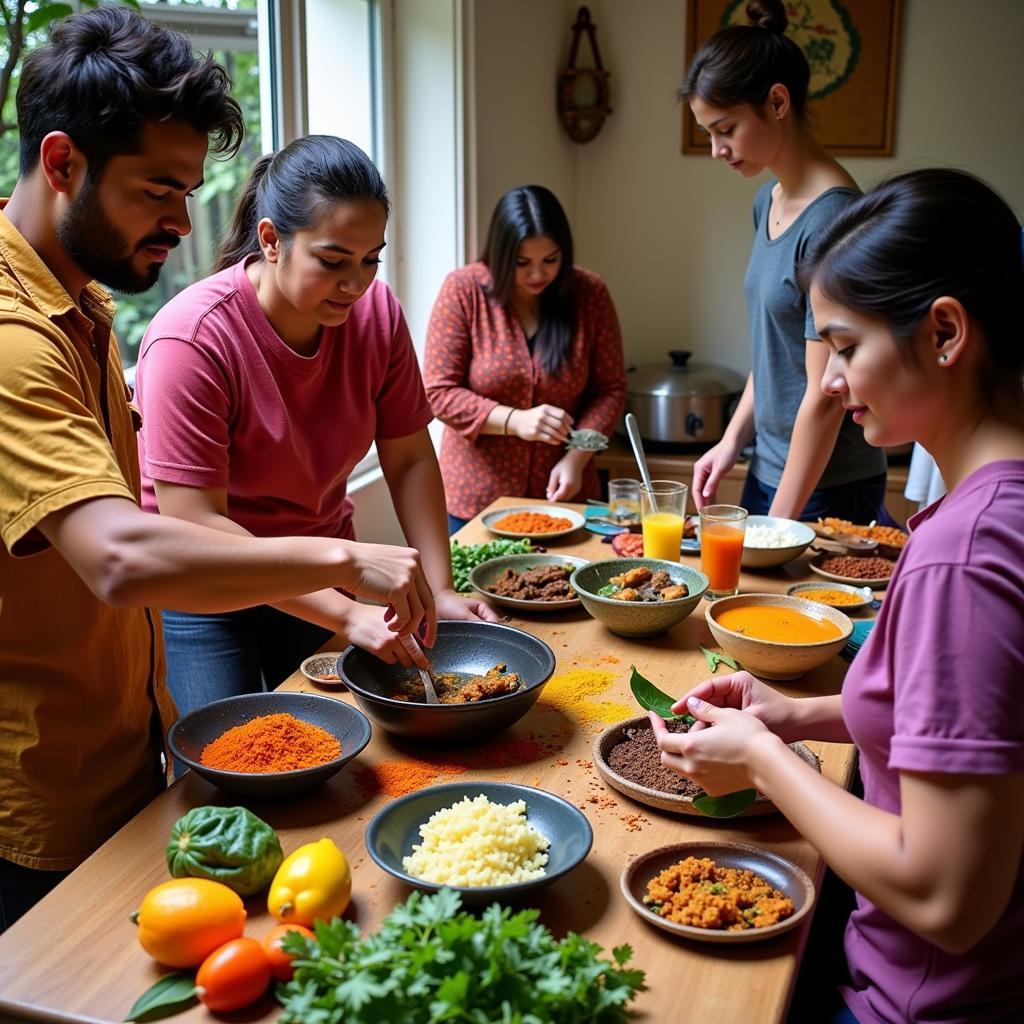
[558,6,613,144]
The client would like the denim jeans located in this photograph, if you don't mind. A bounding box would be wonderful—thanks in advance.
[740,471,887,524]
[448,513,470,535]
[0,858,70,934]
[162,606,334,719]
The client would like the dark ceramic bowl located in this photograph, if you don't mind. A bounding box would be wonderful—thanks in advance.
[366,781,593,907]
[337,620,556,744]
[620,841,816,943]
[167,691,371,798]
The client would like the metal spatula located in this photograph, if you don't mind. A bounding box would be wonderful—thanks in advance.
[400,635,440,704]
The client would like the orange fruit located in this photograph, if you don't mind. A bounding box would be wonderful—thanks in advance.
[196,938,272,1012]
[262,923,315,982]
[132,878,246,968]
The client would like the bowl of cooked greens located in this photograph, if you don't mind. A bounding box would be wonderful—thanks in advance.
[570,558,709,637]
[337,621,556,744]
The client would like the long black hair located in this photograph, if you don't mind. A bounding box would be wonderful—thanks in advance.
[18,6,243,178]
[215,135,389,273]
[480,185,576,374]
[679,0,809,118]
[800,168,1023,392]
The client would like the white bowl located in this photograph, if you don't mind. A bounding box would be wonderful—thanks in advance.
[740,515,815,569]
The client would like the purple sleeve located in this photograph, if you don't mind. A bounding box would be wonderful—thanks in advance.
[889,563,1024,775]
[135,336,231,490]
[373,292,434,440]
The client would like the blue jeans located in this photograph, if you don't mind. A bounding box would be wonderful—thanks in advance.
[832,1007,859,1023]
[0,858,70,934]
[448,513,470,535]
[162,606,334,719]
[741,471,887,524]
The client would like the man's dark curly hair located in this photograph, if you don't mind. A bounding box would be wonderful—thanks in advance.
[16,5,245,177]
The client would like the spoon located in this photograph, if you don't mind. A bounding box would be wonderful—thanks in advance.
[400,635,440,705]
[812,527,879,553]
[624,413,654,492]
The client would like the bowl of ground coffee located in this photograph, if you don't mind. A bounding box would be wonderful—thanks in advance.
[593,716,821,818]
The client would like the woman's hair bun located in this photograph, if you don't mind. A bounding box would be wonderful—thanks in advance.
[746,0,788,34]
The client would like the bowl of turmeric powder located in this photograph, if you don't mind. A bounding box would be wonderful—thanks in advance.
[168,692,372,798]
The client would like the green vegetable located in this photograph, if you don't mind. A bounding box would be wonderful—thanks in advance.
[629,667,756,818]
[124,971,197,1022]
[450,538,535,593]
[165,806,283,896]
[277,888,644,1023]
[597,582,621,597]
[699,645,739,673]
[692,789,758,818]
[628,665,693,722]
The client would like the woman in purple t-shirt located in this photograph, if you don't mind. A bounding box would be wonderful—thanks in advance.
[135,136,497,717]
[652,170,1024,1024]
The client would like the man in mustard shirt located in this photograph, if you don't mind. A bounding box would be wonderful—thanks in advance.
[0,7,437,932]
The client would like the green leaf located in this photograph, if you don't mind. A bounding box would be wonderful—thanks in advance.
[124,972,197,1022]
[692,788,758,818]
[699,645,739,673]
[25,4,74,33]
[597,583,620,597]
[629,665,691,721]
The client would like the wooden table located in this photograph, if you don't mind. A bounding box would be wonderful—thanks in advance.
[0,498,862,1024]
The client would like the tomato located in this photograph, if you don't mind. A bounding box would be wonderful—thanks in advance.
[132,878,246,968]
[195,937,272,1012]
[262,923,315,982]
[611,532,644,558]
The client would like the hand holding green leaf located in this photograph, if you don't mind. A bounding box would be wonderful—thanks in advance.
[629,666,693,722]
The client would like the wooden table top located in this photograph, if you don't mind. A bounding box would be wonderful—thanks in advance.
[0,498,863,1024]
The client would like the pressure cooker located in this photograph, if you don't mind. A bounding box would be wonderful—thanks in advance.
[624,350,745,446]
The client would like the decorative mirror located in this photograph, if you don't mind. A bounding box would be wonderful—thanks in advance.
[557,7,612,144]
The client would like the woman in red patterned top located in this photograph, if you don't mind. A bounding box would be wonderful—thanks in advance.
[424,186,628,530]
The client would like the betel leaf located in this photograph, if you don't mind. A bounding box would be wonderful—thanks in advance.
[629,666,693,723]
[699,645,739,673]
[124,972,197,1022]
[693,788,758,818]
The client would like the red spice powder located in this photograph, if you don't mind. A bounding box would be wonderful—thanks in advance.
[200,713,340,773]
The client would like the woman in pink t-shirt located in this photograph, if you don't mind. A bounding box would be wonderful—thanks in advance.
[652,170,1024,1024]
[135,136,496,717]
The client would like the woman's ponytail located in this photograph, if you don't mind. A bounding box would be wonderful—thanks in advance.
[213,153,273,273]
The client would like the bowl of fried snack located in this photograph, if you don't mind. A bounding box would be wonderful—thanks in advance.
[570,558,709,637]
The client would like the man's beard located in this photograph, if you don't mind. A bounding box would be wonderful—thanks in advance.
[56,177,179,294]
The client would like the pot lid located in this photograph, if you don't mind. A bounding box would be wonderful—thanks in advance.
[627,350,746,398]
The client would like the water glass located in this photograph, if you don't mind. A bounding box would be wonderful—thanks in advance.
[640,481,688,561]
[607,478,641,525]
[699,504,748,598]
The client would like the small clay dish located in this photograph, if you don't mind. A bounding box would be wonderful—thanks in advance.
[620,841,816,944]
[593,716,820,818]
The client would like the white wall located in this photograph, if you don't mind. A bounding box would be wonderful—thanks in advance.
[470,0,1024,375]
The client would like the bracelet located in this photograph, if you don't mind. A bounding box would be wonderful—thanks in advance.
[502,406,516,436]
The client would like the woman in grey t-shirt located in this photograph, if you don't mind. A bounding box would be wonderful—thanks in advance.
[680,0,886,522]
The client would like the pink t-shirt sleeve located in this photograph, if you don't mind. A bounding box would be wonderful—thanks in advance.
[373,292,434,440]
[889,562,1024,776]
[137,337,232,490]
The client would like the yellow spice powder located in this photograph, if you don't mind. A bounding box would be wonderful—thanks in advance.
[540,668,635,725]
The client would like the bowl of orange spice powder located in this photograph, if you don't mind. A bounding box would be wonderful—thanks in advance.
[168,692,371,798]
[482,505,586,539]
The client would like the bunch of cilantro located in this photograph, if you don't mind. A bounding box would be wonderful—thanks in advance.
[277,889,645,1023]
[450,538,536,593]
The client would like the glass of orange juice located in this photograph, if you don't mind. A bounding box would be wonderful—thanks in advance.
[699,505,748,598]
[640,481,688,561]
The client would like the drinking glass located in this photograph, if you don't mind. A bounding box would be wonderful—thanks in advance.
[699,504,748,598]
[640,481,688,561]
[607,478,641,525]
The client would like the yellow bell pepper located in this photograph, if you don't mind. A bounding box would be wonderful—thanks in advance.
[268,838,351,926]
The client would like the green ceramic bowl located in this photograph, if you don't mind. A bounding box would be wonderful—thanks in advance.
[468,553,589,612]
[570,558,709,637]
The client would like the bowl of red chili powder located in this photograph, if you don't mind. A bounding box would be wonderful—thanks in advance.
[168,692,372,798]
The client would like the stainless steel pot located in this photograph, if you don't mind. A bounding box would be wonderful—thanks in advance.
[624,350,745,445]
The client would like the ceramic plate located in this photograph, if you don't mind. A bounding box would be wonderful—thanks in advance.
[468,554,588,612]
[300,652,347,688]
[808,552,894,590]
[786,582,874,613]
[482,505,586,540]
[593,716,820,818]
[620,841,816,944]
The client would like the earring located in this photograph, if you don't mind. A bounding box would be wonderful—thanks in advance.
[938,353,949,364]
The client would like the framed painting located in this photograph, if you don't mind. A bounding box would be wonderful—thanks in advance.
[682,0,902,156]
